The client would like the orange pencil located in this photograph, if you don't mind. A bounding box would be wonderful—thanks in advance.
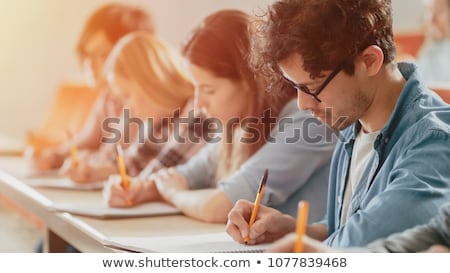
[294,200,309,253]
[115,144,129,189]
[115,144,132,206]
[244,169,268,244]
[65,130,79,168]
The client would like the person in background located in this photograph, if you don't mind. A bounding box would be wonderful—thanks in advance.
[104,9,336,223]
[226,0,450,247]
[64,31,197,183]
[27,3,155,171]
[417,0,450,82]
[32,4,154,253]
[269,202,450,253]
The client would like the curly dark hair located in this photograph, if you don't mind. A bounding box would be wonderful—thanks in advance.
[251,0,396,93]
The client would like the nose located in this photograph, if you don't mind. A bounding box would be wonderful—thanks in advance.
[296,91,318,111]
[194,90,208,111]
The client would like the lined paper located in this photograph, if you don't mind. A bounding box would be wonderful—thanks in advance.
[104,232,270,253]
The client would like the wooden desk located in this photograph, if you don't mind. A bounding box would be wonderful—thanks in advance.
[0,157,225,252]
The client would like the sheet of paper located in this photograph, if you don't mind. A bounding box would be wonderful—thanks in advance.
[21,169,63,178]
[49,202,181,219]
[104,232,270,253]
[23,177,105,191]
[4,165,62,180]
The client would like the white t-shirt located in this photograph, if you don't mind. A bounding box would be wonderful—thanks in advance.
[340,129,380,224]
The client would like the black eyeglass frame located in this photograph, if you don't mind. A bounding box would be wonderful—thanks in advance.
[282,66,342,103]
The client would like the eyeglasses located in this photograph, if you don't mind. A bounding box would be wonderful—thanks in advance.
[282,66,342,103]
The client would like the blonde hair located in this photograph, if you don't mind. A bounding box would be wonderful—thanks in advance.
[105,31,194,112]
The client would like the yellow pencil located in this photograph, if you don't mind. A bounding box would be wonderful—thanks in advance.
[115,144,132,206]
[244,169,268,244]
[294,200,309,253]
[65,130,79,168]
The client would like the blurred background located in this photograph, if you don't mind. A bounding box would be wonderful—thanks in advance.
[0,0,427,140]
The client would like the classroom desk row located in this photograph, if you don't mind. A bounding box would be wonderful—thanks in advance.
[0,156,225,252]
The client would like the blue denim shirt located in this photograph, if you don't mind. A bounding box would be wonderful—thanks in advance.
[323,62,450,247]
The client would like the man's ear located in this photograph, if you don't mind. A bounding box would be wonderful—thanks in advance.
[357,45,384,76]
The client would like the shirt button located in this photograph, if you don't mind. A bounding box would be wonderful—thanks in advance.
[384,137,389,144]
[337,196,342,204]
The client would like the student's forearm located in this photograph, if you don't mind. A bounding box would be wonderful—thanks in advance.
[171,189,233,223]
[137,180,164,204]
[74,124,103,150]
[307,223,328,241]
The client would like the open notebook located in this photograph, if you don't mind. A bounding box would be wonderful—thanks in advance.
[23,177,105,191]
[48,202,181,219]
[20,168,62,178]
[9,168,60,180]
[104,232,271,253]
[7,167,105,191]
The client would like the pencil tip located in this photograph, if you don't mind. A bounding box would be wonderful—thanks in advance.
[261,169,268,186]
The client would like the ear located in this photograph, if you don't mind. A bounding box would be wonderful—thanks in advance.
[358,45,384,77]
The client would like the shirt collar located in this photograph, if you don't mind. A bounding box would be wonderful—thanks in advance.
[342,62,424,149]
